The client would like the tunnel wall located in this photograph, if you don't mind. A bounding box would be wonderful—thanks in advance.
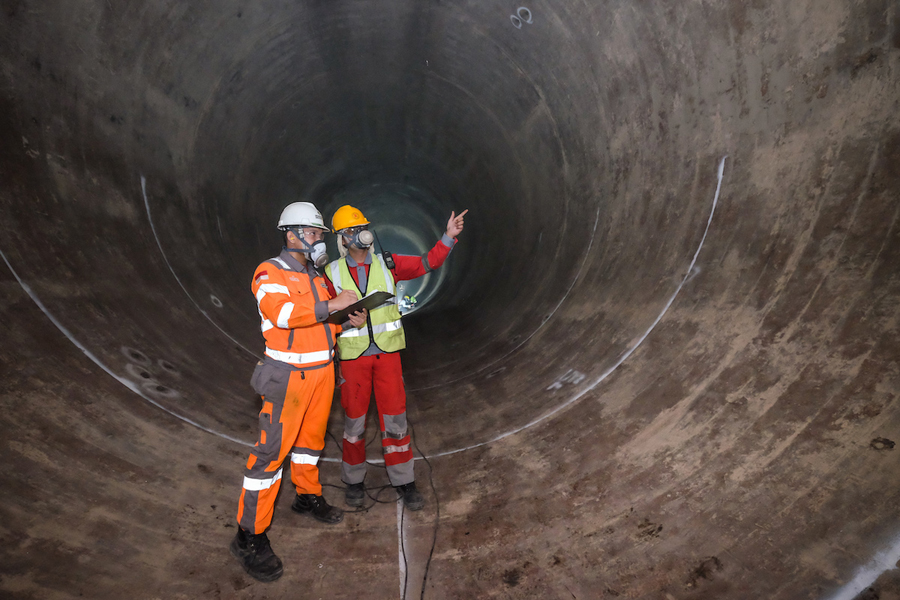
[1,0,899,598]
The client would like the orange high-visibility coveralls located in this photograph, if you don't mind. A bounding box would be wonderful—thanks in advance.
[237,249,341,534]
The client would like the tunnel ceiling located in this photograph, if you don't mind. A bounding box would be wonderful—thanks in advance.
[1,0,899,598]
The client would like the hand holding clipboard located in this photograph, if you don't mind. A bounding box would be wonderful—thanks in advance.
[326,291,395,324]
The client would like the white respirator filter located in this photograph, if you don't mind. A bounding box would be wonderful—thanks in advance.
[357,230,375,247]
[309,240,329,268]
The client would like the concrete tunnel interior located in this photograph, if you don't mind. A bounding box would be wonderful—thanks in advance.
[1,1,899,598]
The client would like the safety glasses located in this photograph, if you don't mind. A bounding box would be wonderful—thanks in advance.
[293,227,326,241]
[341,225,369,236]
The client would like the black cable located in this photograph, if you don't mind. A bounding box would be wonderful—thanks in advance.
[323,427,399,514]
[398,415,440,600]
[321,481,395,512]
[410,416,439,600]
[326,428,341,450]
[324,408,440,598]
[401,502,409,600]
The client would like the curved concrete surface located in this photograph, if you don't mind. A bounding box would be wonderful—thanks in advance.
[1,1,899,598]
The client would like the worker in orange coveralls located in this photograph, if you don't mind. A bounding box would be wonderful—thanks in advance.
[325,205,466,511]
[231,201,366,583]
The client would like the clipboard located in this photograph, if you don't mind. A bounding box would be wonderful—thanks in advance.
[326,291,395,324]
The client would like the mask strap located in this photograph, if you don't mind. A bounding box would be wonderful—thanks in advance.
[284,227,318,253]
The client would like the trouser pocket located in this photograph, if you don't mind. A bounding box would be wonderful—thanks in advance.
[250,361,291,397]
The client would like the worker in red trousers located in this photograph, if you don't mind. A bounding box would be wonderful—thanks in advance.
[325,205,467,510]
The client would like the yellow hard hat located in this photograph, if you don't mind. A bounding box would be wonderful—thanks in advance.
[331,205,370,233]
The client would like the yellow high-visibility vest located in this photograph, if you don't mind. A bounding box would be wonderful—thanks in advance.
[327,254,406,360]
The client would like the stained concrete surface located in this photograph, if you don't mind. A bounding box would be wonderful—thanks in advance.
[1,1,899,598]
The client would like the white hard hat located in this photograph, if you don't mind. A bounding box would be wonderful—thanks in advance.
[277,202,328,230]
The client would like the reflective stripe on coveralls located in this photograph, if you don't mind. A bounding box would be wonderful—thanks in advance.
[242,468,283,491]
[252,250,338,369]
[327,254,405,359]
[264,348,333,365]
[338,352,414,486]
[239,250,339,534]
[237,362,335,534]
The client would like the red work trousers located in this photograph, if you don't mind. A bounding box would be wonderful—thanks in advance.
[237,362,335,534]
[339,353,414,486]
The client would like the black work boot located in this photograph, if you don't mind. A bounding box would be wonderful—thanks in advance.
[292,493,344,524]
[396,482,425,511]
[230,527,284,582]
[345,482,365,507]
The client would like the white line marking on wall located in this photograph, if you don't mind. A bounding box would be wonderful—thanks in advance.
[140,176,259,358]
[425,155,728,458]
[347,156,729,469]
[4,157,727,461]
[389,158,728,598]
[0,247,252,447]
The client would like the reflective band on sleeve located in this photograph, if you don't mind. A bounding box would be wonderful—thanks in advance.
[242,468,283,491]
[257,307,274,332]
[265,348,332,365]
[290,453,320,466]
[277,302,294,328]
[256,283,290,302]
[383,443,410,455]
[339,319,402,337]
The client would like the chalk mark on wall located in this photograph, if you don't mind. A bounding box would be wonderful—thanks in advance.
[141,176,258,357]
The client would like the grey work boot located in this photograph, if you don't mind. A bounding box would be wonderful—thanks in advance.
[230,527,284,582]
[396,482,425,511]
[345,482,365,507]
[292,493,344,524]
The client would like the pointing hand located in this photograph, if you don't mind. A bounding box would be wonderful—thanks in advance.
[446,209,468,239]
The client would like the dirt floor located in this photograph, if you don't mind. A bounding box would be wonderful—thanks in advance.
[1,0,899,598]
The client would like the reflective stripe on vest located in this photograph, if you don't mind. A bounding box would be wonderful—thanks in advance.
[265,348,333,366]
[330,254,406,359]
[339,319,402,338]
[329,255,396,295]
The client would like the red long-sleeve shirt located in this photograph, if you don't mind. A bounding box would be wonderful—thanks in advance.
[324,234,456,296]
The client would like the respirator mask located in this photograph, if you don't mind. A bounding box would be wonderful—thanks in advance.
[343,226,374,250]
[304,239,329,268]
[285,227,329,268]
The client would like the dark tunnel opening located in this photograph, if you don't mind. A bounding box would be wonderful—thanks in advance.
[1,1,900,599]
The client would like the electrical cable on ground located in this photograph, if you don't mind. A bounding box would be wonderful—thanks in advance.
[324,429,399,512]
[400,415,440,600]
[323,408,440,599]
